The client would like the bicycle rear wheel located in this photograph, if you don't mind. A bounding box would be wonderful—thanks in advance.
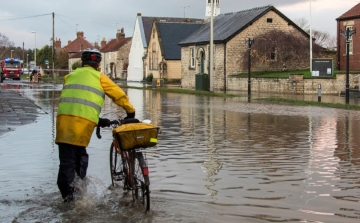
[133,151,150,212]
[110,141,125,188]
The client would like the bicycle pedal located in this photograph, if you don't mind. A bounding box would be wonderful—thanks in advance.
[114,171,123,176]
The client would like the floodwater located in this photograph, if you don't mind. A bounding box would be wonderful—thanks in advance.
[1,81,360,223]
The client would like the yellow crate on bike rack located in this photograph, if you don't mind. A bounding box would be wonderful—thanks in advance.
[113,123,159,150]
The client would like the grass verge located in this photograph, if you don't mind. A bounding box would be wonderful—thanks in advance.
[257,97,360,111]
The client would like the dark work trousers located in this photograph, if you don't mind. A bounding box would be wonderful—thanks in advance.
[57,143,89,199]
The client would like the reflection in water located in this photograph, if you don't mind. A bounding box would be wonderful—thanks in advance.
[1,82,360,222]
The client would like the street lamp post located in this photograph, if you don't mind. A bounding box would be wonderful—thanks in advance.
[31,31,36,69]
[340,27,356,104]
[11,50,14,58]
[245,38,254,98]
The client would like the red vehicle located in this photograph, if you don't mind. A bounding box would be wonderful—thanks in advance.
[1,58,22,81]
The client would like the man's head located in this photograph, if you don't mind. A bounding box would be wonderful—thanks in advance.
[81,48,102,68]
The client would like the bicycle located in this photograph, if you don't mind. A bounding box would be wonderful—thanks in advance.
[96,117,159,212]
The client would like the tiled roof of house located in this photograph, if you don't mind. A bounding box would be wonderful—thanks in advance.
[157,22,204,60]
[141,17,204,45]
[64,32,94,53]
[337,3,360,20]
[69,51,82,59]
[180,5,308,46]
[100,37,132,52]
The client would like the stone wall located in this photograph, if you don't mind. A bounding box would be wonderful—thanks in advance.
[226,73,360,95]
[166,60,181,81]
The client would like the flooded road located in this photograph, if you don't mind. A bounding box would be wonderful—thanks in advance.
[1,81,360,223]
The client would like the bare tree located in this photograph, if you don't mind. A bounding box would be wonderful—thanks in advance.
[294,18,310,32]
[0,33,15,58]
[294,17,335,49]
[241,30,324,71]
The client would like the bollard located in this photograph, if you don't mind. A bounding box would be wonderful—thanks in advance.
[318,84,321,102]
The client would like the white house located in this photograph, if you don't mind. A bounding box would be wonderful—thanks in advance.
[127,13,149,82]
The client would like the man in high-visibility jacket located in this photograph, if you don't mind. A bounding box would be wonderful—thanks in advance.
[55,48,135,203]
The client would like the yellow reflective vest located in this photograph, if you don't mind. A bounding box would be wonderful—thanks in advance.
[55,66,135,147]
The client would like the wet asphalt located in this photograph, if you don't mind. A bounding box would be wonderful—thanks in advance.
[0,89,42,136]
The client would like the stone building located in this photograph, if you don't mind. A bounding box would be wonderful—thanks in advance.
[99,28,132,79]
[144,19,203,82]
[179,5,312,91]
[336,3,360,70]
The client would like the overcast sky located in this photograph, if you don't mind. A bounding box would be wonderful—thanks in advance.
[1,0,359,50]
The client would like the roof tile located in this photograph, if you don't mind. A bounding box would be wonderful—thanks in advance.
[337,3,360,20]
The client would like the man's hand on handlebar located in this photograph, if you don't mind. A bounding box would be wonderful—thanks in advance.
[124,112,135,120]
[98,118,111,127]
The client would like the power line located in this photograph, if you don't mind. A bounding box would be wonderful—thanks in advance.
[0,13,52,21]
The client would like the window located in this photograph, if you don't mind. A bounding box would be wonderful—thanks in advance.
[267,18,273,23]
[152,43,158,70]
[270,46,276,61]
[346,26,353,54]
[149,52,152,70]
[190,47,195,68]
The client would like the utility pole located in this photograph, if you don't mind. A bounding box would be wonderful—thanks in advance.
[22,42,24,65]
[209,0,214,92]
[52,12,55,80]
[341,27,356,104]
[309,0,313,73]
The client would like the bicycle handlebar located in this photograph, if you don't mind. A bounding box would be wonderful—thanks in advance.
[96,118,140,139]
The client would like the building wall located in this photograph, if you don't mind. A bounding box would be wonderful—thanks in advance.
[116,40,132,79]
[68,58,81,72]
[337,18,360,70]
[166,60,181,81]
[226,10,305,75]
[100,51,117,78]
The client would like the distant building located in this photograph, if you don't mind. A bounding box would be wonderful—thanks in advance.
[179,5,313,90]
[144,19,203,82]
[99,28,132,79]
[336,3,360,70]
[64,31,95,58]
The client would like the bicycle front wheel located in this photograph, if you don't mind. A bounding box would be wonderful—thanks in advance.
[133,151,150,212]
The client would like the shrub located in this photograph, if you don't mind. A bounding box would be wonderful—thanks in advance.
[72,61,82,70]
[146,73,153,82]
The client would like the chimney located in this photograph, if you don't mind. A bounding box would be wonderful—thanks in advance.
[94,41,99,49]
[137,13,142,16]
[68,40,72,45]
[101,37,107,48]
[116,28,125,41]
[77,31,84,38]
[55,38,61,48]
